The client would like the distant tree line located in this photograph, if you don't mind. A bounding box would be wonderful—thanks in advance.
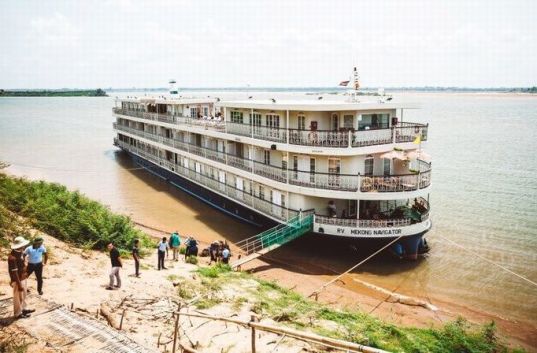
[0,89,107,97]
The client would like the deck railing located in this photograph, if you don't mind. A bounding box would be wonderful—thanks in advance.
[116,140,298,222]
[315,215,413,228]
[115,124,432,193]
[114,108,428,147]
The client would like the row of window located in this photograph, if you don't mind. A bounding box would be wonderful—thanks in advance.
[229,112,390,131]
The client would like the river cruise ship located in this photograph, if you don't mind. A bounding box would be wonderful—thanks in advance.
[113,89,432,258]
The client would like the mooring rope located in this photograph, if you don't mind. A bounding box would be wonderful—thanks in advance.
[435,233,537,288]
[308,235,405,299]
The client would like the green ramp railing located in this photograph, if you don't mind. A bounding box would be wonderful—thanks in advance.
[235,213,314,255]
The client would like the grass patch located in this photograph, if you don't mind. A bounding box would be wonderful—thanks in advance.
[246,278,523,353]
[0,173,153,253]
[185,255,198,265]
[197,263,232,278]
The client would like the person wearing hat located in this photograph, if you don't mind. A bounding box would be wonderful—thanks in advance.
[23,236,48,295]
[8,236,35,319]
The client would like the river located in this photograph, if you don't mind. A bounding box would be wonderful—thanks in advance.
[0,91,536,325]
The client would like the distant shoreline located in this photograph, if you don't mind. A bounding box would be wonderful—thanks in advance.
[0,89,107,97]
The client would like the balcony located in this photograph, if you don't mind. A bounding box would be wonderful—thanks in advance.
[314,197,430,234]
[114,124,431,193]
[113,108,428,148]
[115,140,298,222]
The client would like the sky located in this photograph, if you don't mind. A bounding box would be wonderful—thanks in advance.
[0,0,536,89]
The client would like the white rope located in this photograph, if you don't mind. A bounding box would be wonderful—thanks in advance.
[309,235,405,298]
[436,234,537,288]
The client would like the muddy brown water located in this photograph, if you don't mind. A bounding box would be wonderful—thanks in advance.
[0,92,536,327]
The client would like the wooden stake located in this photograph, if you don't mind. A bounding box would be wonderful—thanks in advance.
[250,315,257,353]
[70,303,74,311]
[119,309,126,330]
[172,315,179,352]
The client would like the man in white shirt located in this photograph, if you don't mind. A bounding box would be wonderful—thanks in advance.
[23,236,48,295]
[157,237,169,270]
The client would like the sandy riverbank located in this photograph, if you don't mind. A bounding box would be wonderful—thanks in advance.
[136,224,537,351]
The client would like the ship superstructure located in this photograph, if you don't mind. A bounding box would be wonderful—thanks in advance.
[113,84,432,258]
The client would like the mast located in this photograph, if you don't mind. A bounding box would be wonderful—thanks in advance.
[349,67,360,102]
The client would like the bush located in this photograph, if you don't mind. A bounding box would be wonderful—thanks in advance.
[197,263,232,278]
[0,173,153,253]
[185,255,198,265]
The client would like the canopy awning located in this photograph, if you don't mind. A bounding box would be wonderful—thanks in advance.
[380,150,408,160]
[407,150,432,162]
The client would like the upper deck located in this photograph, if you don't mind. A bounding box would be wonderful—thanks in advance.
[113,96,428,154]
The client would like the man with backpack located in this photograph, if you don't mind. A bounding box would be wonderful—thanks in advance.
[169,231,181,261]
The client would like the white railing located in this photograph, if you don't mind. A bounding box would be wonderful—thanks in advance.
[226,122,251,137]
[252,125,287,143]
[289,171,359,191]
[116,124,432,193]
[115,108,428,148]
[395,123,428,143]
[289,130,349,147]
[352,128,393,147]
[314,215,412,228]
[253,162,287,183]
[227,155,252,172]
[116,140,296,222]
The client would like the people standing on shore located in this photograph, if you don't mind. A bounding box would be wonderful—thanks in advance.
[221,247,231,264]
[8,236,34,319]
[169,231,181,261]
[132,239,140,277]
[209,241,219,265]
[106,243,122,290]
[184,237,198,261]
[23,236,48,295]
[157,237,169,270]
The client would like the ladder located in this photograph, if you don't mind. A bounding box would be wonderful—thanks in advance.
[231,214,314,269]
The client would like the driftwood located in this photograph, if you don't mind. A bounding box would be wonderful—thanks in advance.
[352,278,438,311]
[100,303,121,330]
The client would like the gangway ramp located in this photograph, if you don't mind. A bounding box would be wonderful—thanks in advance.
[231,213,314,269]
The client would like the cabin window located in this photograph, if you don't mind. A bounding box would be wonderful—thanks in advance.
[359,113,389,130]
[231,111,243,124]
[292,155,298,179]
[298,115,306,130]
[190,107,200,118]
[364,157,374,176]
[251,113,262,126]
[383,159,391,176]
[259,186,265,200]
[343,115,354,129]
[264,150,271,165]
[331,114,339,131]
[310,158,316,183]
[266,114,280,128]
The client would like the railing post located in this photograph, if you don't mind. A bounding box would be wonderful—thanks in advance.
[172,304,181,353]
[348,130,352,148]
[250,315,257,353]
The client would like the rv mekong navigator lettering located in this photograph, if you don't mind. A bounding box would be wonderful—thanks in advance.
[113,71,432,259]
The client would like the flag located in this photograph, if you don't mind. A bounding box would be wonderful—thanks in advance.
[413,135,421,144]
[339,80,350,87]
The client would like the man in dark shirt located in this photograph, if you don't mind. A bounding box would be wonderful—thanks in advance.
[132,239,140,277]
[8,236,35,318]
[106,243,122,290]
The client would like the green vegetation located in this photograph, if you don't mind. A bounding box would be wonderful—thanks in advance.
[0,89,107,97]
[185,264,524,353]
[0,173,152,253]
[185,255,198,265]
